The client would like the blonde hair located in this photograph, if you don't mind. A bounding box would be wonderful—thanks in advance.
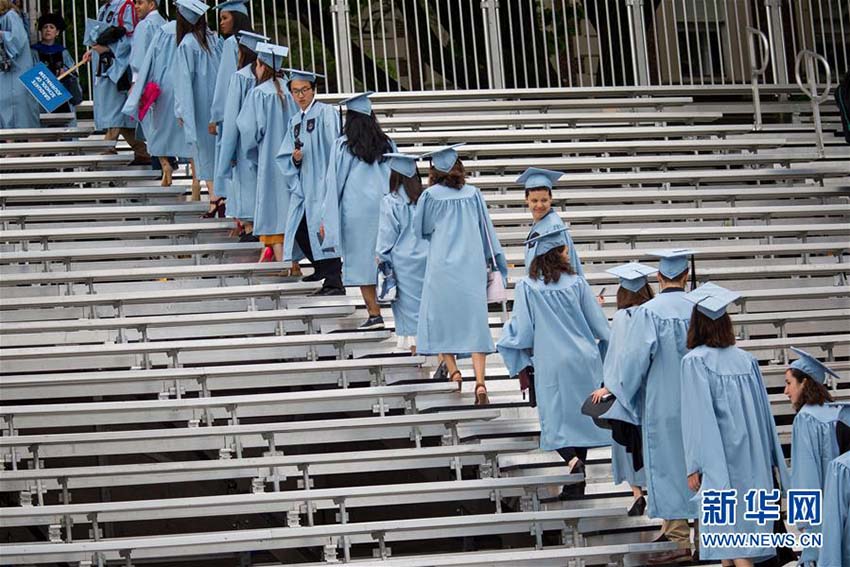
[0,0,16,16]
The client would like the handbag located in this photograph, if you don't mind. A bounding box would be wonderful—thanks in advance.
[138,81,161,121]
[376,262,397,305]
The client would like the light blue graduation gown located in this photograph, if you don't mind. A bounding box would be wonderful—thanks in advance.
[321,137,394,286]
[210,35,238,198]
[216,65,256,220]
[605,290,695,520]
[236,78,297,236]
[820,451,850,567]
[525,211,584,277]
[681,346,790,561]
[276,101,340,261]
[174,31,222,181]
[128,10,165,80]
[91,0,136,129]
[791,402,850,564]
[122,22,189,158]
[498,275,611,451]
[604,308,646,487]
[414,183,508,355]
[0,11,41,129]
[376,188,429,337]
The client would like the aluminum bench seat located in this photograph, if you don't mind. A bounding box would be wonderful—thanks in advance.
[380,111,722,130]
[0,139,117,156]
[0,220,235,248]
[0,186,187,205]
[0,169,160,187]
[0,203,210,227]
[0,127,92,141]
[0,440,538,493]
[0,154,131,171]
[371,96,693,114]
[0,409,503,461]
[0,242,263,266]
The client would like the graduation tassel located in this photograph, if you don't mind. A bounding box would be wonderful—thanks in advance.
[338,104,343,132]
[690,255,697,291]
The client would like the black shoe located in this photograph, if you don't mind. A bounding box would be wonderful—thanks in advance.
[358,315,385,330]
[239,232,260,243]
[128,157,152,166]
[627,495,647,516]
[559,459,586,500]
[311,286,345,297]
[432,361,448,381]
[302,272,324,283]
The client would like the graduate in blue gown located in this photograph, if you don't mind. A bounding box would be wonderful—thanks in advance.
[173,0,222,205]
[604,248,697,553]
[518,168,584,278]
[0,4,40,129]
[321,92,395,329]
[236,42,299,268]
[376,153,429,352]
[679,283,789,564]
[498,223,610,497]
[128,0,165,82]
[820,409,850,567]
[275,68,342,295]
[785,348,846,565]
[122,18,190,185]
[215,30,266,237]
[31,13,78,122]
[415,144,508,406]
[83,1,151,163]
[208,0,252,208]
[591,263,657,516]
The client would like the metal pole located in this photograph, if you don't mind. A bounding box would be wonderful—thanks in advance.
[765,0,788,83]
[330,0,355,93]
[747,27,770,130]
[481,0,505,89]
[626,0,650,86]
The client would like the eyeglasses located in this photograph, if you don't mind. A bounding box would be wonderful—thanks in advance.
[291,86,313,96]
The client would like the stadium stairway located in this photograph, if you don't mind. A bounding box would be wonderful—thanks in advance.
[1,87,848,567]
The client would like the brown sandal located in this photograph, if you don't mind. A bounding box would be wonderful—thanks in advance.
[474,383,489,406]
[449,370,462,392]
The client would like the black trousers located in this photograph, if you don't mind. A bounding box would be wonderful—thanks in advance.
[294,214,343,290]
[556,447,588,464]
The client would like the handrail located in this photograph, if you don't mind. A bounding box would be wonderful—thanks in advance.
[746,27,770,131]
[795,50,833,158]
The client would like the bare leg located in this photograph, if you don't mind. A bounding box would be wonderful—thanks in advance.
[471,352,487,387]
[732,560,753,567]
[206,180,217,203]
[360,285,380,317]
[631,485,643,499]
[189,160,201,201]
[158,157,173,187]
[442,353,459,377]
[290,261,302,277]
[272,242,283,262]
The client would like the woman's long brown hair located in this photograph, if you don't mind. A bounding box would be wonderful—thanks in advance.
[389,170,423,204]
[528,245,574,284]
[176,12,211,53]
[428,159,465,189]
[789,368,834,412]
[255,60,286,106]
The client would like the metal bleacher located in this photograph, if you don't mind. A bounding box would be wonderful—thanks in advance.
[1,86,849,567]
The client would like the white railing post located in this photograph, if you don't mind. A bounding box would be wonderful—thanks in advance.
[481,0,505,89]
[626,0,650,86]
[795,50,833,159]
[330,0,355,93]
[764,0,788,84]
[746,27,770,130]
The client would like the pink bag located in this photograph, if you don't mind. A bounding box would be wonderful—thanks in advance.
[138,81,161,121]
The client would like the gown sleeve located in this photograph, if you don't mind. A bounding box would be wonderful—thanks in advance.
[791,411,826,491]
[216,74,246,178]
[577,277,610,359]
[376,195,401,265]
[412,190,434,240]
[819,455,850,567]
[565,229,585,277]
[122,40,154,116]
[320,139,348,253]
[275,115,298,186]
[62,48,75,72]
[474,188,508,281]
[613,306,657,419]
[173,40,197,145]
[750,358,790,490]
[209,37,236,124]
[235,89,264,153]
[496,280,535,377]
[0,15,29,58]
[680,354,732,493]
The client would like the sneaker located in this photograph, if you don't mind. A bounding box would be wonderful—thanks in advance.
[302,272,324,283]
[358,315,385,330]
[311,286,345,297]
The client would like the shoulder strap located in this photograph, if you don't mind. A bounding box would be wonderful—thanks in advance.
[117,0,138,35]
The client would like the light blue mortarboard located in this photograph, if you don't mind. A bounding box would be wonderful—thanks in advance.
[237,30,269,52]
[788,347,841,385]
[255,42,289,69]
[525,223,569,259]
[341,92,375,115]
[683,282,741,320]
[422,143,465,173]
[839,404,850,426]
[384,153,420,178]
[517,167,564,190]
[282,68,325,84]
[605,263,658,293]
[83,18,108,46]
[212,0,248,14]
[176,0,209,24]
[649,248,695,279]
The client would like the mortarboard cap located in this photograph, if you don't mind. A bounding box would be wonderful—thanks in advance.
[683,282,741,320]
[525,223,569,259]
[38,13,67,32]
[384,152,420,178]
[422,143,465,173]
[649,248,695,279]
[176,0,209,24]
[788,347,841,385]
[283,68,325,85]
[517,167,563,190]
[605,263,658,293]
[83,18,108,46]
[212,0,248,14]
[341,92,375,115]
[255,42,289,69]
[237,30,269,52]
[839,405,850,427]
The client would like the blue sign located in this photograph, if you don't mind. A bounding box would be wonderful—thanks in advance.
[18,63,72,113]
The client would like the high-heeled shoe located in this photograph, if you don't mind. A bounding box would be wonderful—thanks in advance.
[474,383,489,406]
[627,495,647,516]
[259,247,274,262]
[449,370,462,392]
[202,198,225,219]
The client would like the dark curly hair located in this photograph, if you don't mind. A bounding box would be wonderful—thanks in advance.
[344,111,393,164]
[687,309,736,349]
[788,368,834,412]
[528,245,574,284]
[428,159,466,189]
[617,284,654,309]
